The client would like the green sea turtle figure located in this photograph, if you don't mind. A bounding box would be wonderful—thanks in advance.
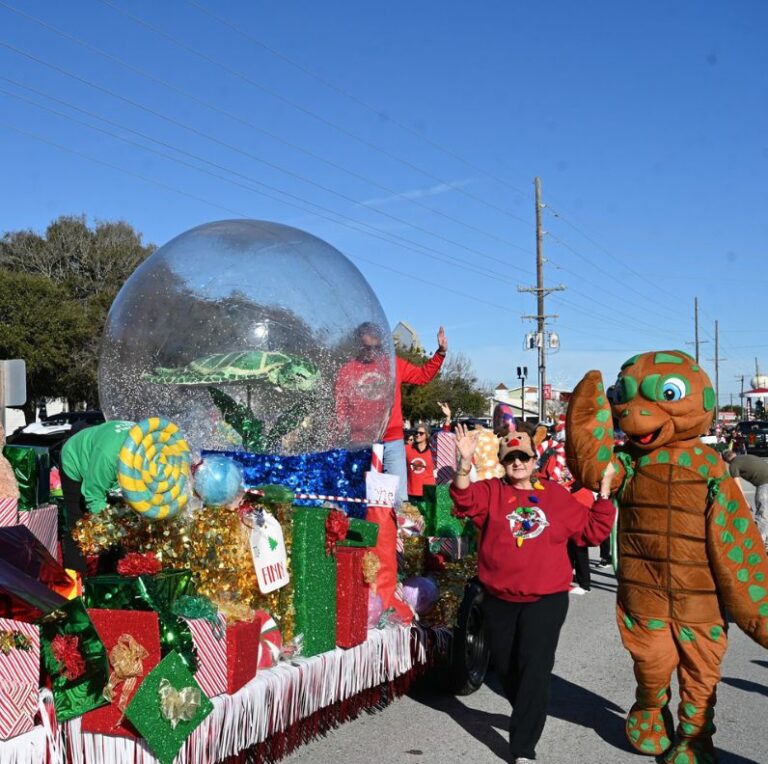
[144,351,320,392]
[207,387,308,453]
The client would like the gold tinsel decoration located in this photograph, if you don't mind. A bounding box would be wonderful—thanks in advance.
[422,555,478,627]
[400,535,428,579]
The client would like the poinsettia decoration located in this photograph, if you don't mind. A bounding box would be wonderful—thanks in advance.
[50,634,86,681]
[117,551,163,577]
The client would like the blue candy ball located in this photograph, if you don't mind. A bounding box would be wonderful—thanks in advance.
[193,456,244,507]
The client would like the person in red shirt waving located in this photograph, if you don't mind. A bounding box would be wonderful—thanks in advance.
[450,422,615,764]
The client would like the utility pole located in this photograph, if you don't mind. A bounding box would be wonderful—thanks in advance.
[713,320,723,426]
[519,177,564,421]
[694,297,700,363]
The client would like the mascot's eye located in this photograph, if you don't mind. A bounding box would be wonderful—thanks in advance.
[660,376,688,402]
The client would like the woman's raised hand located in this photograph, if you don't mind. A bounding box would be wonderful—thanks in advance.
[454,423,478,463]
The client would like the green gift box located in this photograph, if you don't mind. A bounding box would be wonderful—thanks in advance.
[292,507,336,657]
[83,570,197,670]
[337,517,379,548]
[37,597,109,722]
[422,484,467,538]
[125,650,213,764]
[2,445,49,511]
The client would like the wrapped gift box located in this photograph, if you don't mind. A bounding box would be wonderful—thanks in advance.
[0,499,18,526]
[292,507,337,657]
[427,533,476,561]
[335,547,368,649]
[2,445,49,510]
[0,618,40,740]
[181,613,227,698]
[337,517,379,548]
[17,504,59,559]
[125,650,213,764]
[83,570,196,669]
[81,610,161,737]
[0,556,67,622]
[0,525,71,598]
[433,430,457,484]
[225,616,261,694]
[38,597,109,722]
[421,484,466,538]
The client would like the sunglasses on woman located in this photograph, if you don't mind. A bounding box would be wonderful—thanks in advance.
[504,452,533,463]
[415,430,427,436]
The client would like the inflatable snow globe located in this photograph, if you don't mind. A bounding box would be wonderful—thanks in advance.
[99,220,395,456]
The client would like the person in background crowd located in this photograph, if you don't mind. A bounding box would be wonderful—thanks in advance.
[383,326,447,505]
[723,449,768,547]
[405,423,436,504]
[60,420,135,572]
[451,422,615,764]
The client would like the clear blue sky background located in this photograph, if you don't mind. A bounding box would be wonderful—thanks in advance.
[1,0,767,405]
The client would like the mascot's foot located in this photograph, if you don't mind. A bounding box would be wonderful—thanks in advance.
[663,739,716,764]
[625,704,673,756]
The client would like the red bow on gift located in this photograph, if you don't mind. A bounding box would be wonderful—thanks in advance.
[325,510,350,555]
[50,634,86,681]
[117,552,163,577]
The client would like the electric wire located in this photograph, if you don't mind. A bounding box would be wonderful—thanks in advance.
[0,0,533,254]
[0,84,529,287]
[182,0,533,203]
[0,121,518,314]
[93,0,535,228]
[0,40,534,279]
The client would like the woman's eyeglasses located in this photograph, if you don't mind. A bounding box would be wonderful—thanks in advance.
[415,431,427,436]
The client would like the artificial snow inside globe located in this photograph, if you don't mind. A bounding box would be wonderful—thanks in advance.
[99,220,395,456]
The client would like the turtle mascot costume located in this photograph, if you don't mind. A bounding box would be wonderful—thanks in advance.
[566,350,768,764]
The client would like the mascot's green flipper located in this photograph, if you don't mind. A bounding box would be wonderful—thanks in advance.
[566,350,768,763]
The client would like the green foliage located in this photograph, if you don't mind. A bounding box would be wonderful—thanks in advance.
[0,215,154,412]
[0,270,86,418]
[398,347,488,422]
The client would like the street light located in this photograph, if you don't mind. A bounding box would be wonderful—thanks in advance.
[517,366,528,423]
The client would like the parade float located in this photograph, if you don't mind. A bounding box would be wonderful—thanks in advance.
[0,220,483,763]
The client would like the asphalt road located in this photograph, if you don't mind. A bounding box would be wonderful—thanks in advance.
[285,480,767,764]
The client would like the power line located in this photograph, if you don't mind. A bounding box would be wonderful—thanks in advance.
[0,0,534,255]
[182,0,533,203]
[0,121,514,314]
[0,85,528,288]
[0,40,532,277]
[93,0,535,228]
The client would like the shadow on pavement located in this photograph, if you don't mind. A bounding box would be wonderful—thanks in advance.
[407,679,510,762]
[750,659,768,670]
[720,675,768,698]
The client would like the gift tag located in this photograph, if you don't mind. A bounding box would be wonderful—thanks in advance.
[365,471,399,508]
[249,511,290,593]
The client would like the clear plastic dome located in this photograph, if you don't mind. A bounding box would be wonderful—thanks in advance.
[99,220,394,456]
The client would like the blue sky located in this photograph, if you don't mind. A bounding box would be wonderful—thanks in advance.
[1,0,767,404]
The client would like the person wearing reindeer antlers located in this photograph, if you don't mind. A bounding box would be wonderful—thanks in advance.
[450,421,615,764]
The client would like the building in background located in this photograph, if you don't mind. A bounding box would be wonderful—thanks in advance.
[392,321,423,353]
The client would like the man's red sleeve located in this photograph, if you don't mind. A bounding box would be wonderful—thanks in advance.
[398,351,445,385]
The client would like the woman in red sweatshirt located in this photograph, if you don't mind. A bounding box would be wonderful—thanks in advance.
[450,422,615,764]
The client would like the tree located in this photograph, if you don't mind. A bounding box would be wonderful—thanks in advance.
[0,215,154,409]
[398,347,489,423]
[0,270,86,421]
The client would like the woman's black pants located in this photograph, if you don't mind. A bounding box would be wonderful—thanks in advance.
[482,591,569,761]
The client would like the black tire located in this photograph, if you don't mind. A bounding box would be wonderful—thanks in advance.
[445,577,490,695]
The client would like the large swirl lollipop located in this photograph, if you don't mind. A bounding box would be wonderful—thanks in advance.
[117,417,191,520]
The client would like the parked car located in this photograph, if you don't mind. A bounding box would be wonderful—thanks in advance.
[6,411,105,467]
[735,420,768,456]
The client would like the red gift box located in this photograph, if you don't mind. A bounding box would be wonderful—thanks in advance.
[81,610,161,738]
[182,614,227,698]
[0,617,39,740]
[335,547,369,649]
[226,617,261,694]
[0,499,18,527]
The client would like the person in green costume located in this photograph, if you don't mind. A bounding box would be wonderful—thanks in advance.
[60,420,135,571]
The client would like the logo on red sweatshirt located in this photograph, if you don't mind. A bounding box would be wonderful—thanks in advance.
[506,506,549,540]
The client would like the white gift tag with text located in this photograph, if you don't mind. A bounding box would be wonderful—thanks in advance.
[250,511,290,594]
[365,471,399,508]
